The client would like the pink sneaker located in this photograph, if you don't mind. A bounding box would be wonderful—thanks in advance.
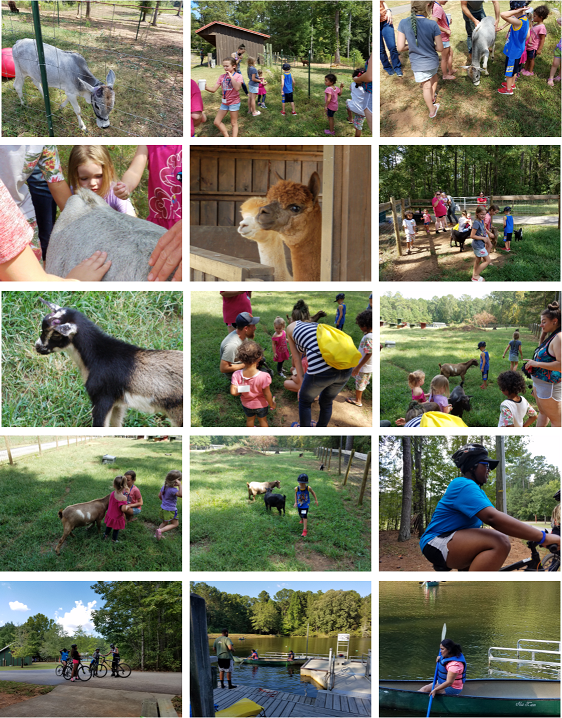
[521,69,534,76]
[156,529,162,541]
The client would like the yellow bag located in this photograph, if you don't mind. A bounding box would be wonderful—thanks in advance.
[215,699,265,717]
[420,412,468,428]
[316,324,362,370]
[453,223,459,231]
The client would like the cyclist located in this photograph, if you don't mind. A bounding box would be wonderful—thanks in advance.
[103,643,120,678]
[90,648,101,675]
[420,443,561,571]
[59,648,69,669]
[552,490,560,537]
[70,644,81,682]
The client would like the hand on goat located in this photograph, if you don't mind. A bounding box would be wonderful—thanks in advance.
[65,251,112,281]
[148,220,182,282]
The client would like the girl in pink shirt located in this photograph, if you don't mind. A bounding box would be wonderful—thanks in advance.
[103,475,128,544]
[205,57,243,137]
[432,1,455,79]
[324,73,344,136]
[272,316,290,377]
[522,5,549,76]
[230,340,276,427]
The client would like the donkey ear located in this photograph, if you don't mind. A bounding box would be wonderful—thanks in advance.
[77,77,96,94]
[308,171,321,203]
[105,69,115,88]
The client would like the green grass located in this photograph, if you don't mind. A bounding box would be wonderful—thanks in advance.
[190,449,371,571]
[380,325,539,427]
[0,663,59,670]
[0,436,62,451]
[2,291,183,428]
[381,1,562,137]
[0,437,182,571]
[0,681,54,696]
[192,62,372,138]
[191,291,372,427]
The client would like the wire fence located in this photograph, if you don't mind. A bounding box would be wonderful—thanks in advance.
[2,1,183,137]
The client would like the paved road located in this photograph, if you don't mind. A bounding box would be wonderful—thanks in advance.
[0,669,181,694]
[0,438,88,463]
[491,215,559,226]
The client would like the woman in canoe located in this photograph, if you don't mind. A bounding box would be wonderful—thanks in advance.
[248,649,259,660]
[418,639,466,697]
[419,443,561,570]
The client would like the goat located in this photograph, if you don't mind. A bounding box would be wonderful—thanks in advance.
[56,493,110,554]
[449,383,473,419]
[45,188,169,281]
[12,38,115,131]
[247,480,281,500]
[35,299,183,427]
[514,228,523,242]
[439,360,478,383]
[460,16,496,86]
[299,453,303,458]
[450,228,470,252]
[264,489,286,515]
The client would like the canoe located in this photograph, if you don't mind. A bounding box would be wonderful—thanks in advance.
[379,679,561,717]
[235,657,307,667]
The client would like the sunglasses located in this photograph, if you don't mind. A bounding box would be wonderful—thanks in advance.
[477,461,490,468]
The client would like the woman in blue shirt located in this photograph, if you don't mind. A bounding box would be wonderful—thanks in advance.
[420,444,560,570]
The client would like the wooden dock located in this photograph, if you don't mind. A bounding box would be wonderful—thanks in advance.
[212,684,372,717]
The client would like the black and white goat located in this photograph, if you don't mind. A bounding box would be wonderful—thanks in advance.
[35,298,183,427]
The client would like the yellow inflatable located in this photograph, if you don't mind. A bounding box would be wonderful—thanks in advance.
[420,412,468,428]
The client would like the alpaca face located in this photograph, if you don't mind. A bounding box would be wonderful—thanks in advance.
[256,173,321,245]
[238,197,269,239]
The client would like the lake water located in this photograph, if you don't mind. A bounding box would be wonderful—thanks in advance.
[209,635,371,696]
[379,581,560,715]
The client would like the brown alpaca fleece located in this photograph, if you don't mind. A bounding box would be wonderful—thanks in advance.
[256,172,322,281]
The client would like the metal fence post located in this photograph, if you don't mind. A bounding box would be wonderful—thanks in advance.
[31,1,55,137]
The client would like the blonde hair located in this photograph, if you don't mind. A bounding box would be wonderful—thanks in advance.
[429,375,450,398]
[165,470,182,488]
[408,370,425,389]
[113,475,127,492]
[247,56,256,66]
[274,316,286,331]
[68,145,116,199]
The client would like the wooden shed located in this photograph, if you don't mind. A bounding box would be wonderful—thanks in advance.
[0,644,31,667]
[190,145,371,282]
[195,22,270,65]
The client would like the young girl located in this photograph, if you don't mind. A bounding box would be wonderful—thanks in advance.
[503,331,523,370]
[396,1,444,119]
[432,0,455,80]
[497,370,538,427]
[428,375,452,413]
[247,56,261,116]
[293,473,318,539]
[230,340,276,427]
[522,5,549,76]
[67,145,135,216]
[422,209,432,235]
[409,369,427,402]
[70,644,81,682]
[346,69,366,137]
[257,70,268,108]
[547,18,561,87]
[402,210,416,255]
[455,210,472,244]
[272,316,290,377]
[204,58,243,137]
[102,475,127,544]
[471,206,493,282]
[157,470,182,540]
[347,309,373,408]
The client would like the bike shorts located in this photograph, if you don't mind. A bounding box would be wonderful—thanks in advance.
[421,531,456,569]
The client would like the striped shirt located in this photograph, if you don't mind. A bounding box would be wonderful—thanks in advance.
[292,321,330,375]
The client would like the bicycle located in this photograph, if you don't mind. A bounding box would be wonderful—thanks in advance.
[62,661,91,681]
[500,537,560,572]
[98,656,131,678]
[55,662,67,677]
[88,660,107,678]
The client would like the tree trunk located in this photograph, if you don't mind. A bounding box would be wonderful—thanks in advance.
[398,437,412,542]
[85,1,91,19]
[347,11,352,57]
[412,437,425,536]
[151,1,160,26]
[454,147,458,196]
[176,0,182,16]
[334,6,341,63]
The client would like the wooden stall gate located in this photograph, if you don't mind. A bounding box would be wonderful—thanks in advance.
[190,145,371,281]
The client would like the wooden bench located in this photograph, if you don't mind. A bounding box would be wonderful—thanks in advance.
[141,697,178,717]
[190,246,274,282]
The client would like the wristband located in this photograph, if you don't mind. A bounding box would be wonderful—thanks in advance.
[538,530,547,546]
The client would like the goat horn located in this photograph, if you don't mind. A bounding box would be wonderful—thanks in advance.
[39,297,61,312]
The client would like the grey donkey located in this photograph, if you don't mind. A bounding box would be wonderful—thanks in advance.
[45,188,171,282]
[460,16,497,86]
[12,38,115,131]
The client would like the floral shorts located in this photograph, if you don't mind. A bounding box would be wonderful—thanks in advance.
[355,372,372,391]
[351,112,365,130]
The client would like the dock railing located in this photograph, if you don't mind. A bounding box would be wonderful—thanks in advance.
[488,638,561,668]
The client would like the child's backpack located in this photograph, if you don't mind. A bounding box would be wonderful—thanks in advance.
[316,325,362,370]
[420,412,468,428]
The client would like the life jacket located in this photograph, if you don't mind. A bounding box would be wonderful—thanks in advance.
[436,653,467,685]
[251,651,259,659]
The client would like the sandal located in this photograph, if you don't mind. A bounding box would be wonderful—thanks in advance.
[346,398,363,407]
[429,103,440,119]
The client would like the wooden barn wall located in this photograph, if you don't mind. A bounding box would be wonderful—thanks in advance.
[213,27,266,65]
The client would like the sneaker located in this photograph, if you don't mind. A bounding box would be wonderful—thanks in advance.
[252,111,261,116]
[155,529,162,541]
[395,70,403,77]
[281,111,286,115]
[299,519,303,525]
[498,87,513,95]
[262,104,267,108]
[324,129,335,135]
[292,111,297,115]
[501,82,516,89]
[521,69,534,76]
[302,530,308,537]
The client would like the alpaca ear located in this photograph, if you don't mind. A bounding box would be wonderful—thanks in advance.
[308,172,321,203]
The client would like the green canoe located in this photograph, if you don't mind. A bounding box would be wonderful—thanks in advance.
[379,679,561,717]
[235,657,307,667]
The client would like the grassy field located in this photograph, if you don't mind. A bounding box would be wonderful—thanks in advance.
[380,0,562,137]
[0,663,59,671]
[380,325,541,427]
[190,448,371,571]
[2,5,182,137]
[192,61,372,138]
[2,291,183,428]
[0,437,182,571]
[191,291,372,427]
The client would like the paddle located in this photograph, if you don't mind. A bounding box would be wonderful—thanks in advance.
[426,623,447,718]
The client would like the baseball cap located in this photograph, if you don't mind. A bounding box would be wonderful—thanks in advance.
[236,312,260,328]
[334,293,345,302]
[477,341,486,348]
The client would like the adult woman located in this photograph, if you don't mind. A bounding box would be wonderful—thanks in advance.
[525,301,561,427]
[286,317,353,427]
[432,190,447,232]
[443,191,458,226]
[104,643,120,678]
[418,639,466,697]
[420,444,560,570]
[380,3,403,77]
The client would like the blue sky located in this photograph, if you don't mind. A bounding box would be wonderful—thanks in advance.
[195,582,371,597]
[0,582,103,635]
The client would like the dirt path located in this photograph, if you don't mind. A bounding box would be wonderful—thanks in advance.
[380,530,539,571]
[272,391,372,428]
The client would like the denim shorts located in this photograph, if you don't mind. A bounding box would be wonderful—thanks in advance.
[242,405,269,418]
[442,40,451,48]
[248,81,260,94]
[473,245,488,258]
[414,67,438,83]
[220,102,240,111]
[443,687,462,696]
[131,507,141,515]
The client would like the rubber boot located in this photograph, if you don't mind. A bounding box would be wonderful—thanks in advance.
[228,679,237,689]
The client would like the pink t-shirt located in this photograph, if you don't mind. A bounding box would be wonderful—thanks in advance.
[0,179,33,268]
[324,86,341,110]
[444,661,464,689]
[125,485,142,506]
[432,2,450,41]
[484,212,492,231]
[231,369,272,408]
[191,79,204,137]
[104,491,127,530]
[219,72,243,105]
[528,23,547,51]
[432,196,447,218]
[147,145,182,230]
[221,292,252,324]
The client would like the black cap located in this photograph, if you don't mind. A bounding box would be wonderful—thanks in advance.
[334,293,345,302]
[452,443,499,472]
[236,312,260,328]
[502,206,512,213]
[282,63,291,70]
[298,473,309,483]
[478,342,486,348]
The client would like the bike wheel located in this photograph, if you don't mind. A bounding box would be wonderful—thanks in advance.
[77,664,91,681]
[62,666,72,680]
[96,663,107,677]
[117,662,131,678]
[55,665,63,677]
[542,554,560,572]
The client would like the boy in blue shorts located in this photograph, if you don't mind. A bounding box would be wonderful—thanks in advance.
[478,341,490,390]
[281,63,297,115]
[498,2,531,95]
[502,206,514,252]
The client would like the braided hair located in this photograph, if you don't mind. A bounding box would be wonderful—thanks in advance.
[411,9,419,46]
[410,2,430,46]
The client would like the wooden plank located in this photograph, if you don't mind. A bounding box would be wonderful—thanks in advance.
[200,156,218,191]
[285,160,302,183]
[346,696,358,714]
[325,692,334,709]
[353,697,368,716]
[304,696,315,704]
[200,200,217,227]
[190,199,199,226]
[190,153,200,192]
[157,697,178,717]
[379,201,392,211]
[190,247,275,281]
[189,226,261,262]
[269,700,292,717]
[218,156,235,193]
[270,159,285,182]
[252,158,269,194]
[191,149,324,160]
[337,694,348,712]
[314,691,327,708]
[321,144,334,281]
[236,158,253,192]
[302,161,318,186]
[339,146,351,281]
[140,699,158,717]
[218,201,235,227]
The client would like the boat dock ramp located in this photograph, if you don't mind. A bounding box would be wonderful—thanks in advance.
[213,684,372,717]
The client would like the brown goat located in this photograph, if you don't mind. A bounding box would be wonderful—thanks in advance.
[439,359,479,383]
[247,481,281,500]
[56,494,111,554]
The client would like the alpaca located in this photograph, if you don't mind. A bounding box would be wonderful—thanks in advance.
[238,197,293,281]
[255,172,322,282]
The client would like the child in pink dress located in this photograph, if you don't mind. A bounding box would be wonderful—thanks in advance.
[257,70,268,108]
[103,475,128,544]
[272,316,290,377]
[230,340,276,427]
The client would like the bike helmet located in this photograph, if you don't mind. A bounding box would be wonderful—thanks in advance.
[452,443,499,472]
[554,489,560,501]
[71,644,77,648]
[297,473,309,483]
[110,644,115,648]
[509,1,528,8]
